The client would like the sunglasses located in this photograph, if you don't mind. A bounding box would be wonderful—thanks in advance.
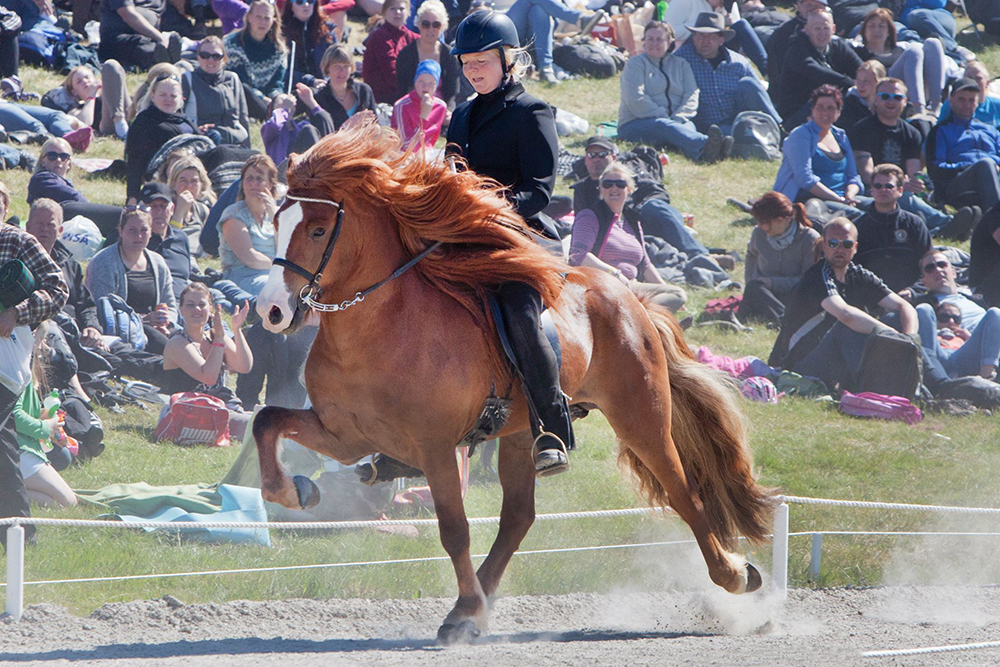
[877,92,906,101]
[292,0,315,4]
[120,203,150,223]
[470,1,495,8]
[922,259,950,274]
[420,19,442,29]
[600,179,628,189]
[586,150,611,159]
[870,182,899,190]
[44,151,71,161]
[937,312,962,325]
[826,238,856,249]
[153,73,181,85]
[197,51,224,60]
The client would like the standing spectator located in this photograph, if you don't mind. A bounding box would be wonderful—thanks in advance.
[743,192,821,325]
[281,0,333,83]
[125,72,196,201]
[181,36,251,148]
[362,0,418,104]
[925,78,1000,213]
[675,12,781,136]
[41,62,131,139]
[0,182,68,547]
[392,59,447,149]
[852,163,931,292]
[663,0,768,72]
[969,204,1000,309]
[617,21,726,164]
[938,62,1000,128]
[225,0,289,122]
[314,44,378,130]
[98,0,182,72]
[396,0,460,110]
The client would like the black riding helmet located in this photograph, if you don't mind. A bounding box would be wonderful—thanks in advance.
[451,9,519,75]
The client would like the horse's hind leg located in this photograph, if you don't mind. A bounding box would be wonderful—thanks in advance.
[422,448,490,645]
[476,431,536,599]
[252,406,328,510]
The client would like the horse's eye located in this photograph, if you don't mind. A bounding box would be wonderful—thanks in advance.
[311,227,325,239]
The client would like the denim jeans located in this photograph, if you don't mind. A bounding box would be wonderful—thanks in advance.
[505,0,582,70]
[899,191,951,235]
[792,321,870,390]
[906,8,960,59]
[730,19,768,73]
[0,101,74,137]
[695,76,782,135]
[917,303,1000,378]
[638,199,708,257]
[617,117,707,161]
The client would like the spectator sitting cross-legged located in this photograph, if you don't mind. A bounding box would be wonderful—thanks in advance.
[224,0,289,122]
[392,59,447,150]
[617,20,728,165]
[742,191,821,325]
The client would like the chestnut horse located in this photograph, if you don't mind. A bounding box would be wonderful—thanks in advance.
[254,120,773,644]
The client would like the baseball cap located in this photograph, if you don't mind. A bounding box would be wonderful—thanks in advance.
[139,182,173,204]
[952,77,981,94]
[585,136,616,154]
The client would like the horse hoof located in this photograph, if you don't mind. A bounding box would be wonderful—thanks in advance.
[436,620,481,646]
[745,562,762,593]
[292,475,321,510]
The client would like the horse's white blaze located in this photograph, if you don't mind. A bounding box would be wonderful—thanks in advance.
[257,202,304,332]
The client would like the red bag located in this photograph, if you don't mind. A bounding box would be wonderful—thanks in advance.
[153,392,231,447]
[839,391,923,425]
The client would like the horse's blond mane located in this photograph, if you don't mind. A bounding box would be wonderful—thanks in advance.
[287,120,568,380]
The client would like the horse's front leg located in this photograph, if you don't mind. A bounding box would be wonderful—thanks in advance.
[423,447,490,645]
[252,406,332,510]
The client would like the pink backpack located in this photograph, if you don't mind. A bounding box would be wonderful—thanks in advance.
[839,391,922,425]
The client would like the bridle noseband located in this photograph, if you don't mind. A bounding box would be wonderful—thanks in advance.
[273,194,441,313]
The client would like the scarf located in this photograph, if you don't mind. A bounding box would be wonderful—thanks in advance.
[766,222,798,251]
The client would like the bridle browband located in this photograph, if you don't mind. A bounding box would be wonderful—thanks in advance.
[273,194,442,313]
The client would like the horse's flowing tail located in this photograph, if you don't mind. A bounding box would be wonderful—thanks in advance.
[619,302,775,549]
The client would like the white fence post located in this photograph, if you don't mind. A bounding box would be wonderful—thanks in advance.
[810,533,822,581]
[771,503,789,600]
[6,524,24,621]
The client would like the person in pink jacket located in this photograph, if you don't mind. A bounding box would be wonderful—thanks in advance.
[391,59,447,150]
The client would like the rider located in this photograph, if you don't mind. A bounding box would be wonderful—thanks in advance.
[446,9,573,477]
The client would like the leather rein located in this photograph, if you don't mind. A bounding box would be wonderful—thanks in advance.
[273,194,442,313]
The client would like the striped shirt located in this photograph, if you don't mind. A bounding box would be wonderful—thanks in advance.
[568,208,654,281]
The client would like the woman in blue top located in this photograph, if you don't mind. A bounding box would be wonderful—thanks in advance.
[773,84,867,221]
[219,154,278,296]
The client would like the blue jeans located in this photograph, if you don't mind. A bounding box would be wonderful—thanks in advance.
[638,199,708,257]
[917,303,1000,377]
[792,321,870,390]
[730,19,767,73]
[505,0,582,70]
[209,279,255,314]
[618,117,707,161]
[696,76,782,135]
[0,101,74,136]
[899,190,951,235]
[906,8,960,60]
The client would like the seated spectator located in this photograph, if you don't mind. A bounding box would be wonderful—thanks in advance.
[571,136,707,259]
[853,8,946,115]
[774,84,868,220]
[225,0,289,122]
[219,154,278,294]
[320,0,353,42]
[778,9,863,130]
[664,0,768,73]
[675,12,781,136]
[568,163,687,312]
[261,87,335,166]
[768,217,918,389]
[281,0,333,84]
[97,0,182,73]
[167,154,217,254]
[739,0,790,45]
[41,62,131,139]
[618,21,728,165]
[837,59,883,131]
[915,250,1000,380]
[85,205,177,354]
[939,61,1000,128]
[969,203,1000,309]
[743,192,821,325]
[925,78,1000,213]
[314,44,378,130]
[900,0,971,65]
[392,59,447,150]
[765,0,827,106]
[0,99,77,140]
[14,326,77,508]
[852,163,931,292]
[127,63,183,122]
[934,301,967,350]
[161,283,252,408]
[125,72,196,201]
[504,0,599,84]
[181,36,251,148]
[140,182,194,299]
[396,0,459,110]
[213,0,249,35]
[363,0,418,103]
[848,77,973,238]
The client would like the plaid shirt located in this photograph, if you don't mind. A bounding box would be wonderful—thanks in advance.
[0,223,68,327]
[676,42,757,128]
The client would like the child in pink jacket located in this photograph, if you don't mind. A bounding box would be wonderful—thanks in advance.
[391,59,447,150]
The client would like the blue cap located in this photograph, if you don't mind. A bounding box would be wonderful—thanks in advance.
[415,59,442,85]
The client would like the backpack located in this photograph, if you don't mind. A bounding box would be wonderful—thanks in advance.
[153,392,231,447]
[852,327,922,400]
[96,294,148,352]
[840,391,923,424]
[730,111,782,161]
[552,39,622,79]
